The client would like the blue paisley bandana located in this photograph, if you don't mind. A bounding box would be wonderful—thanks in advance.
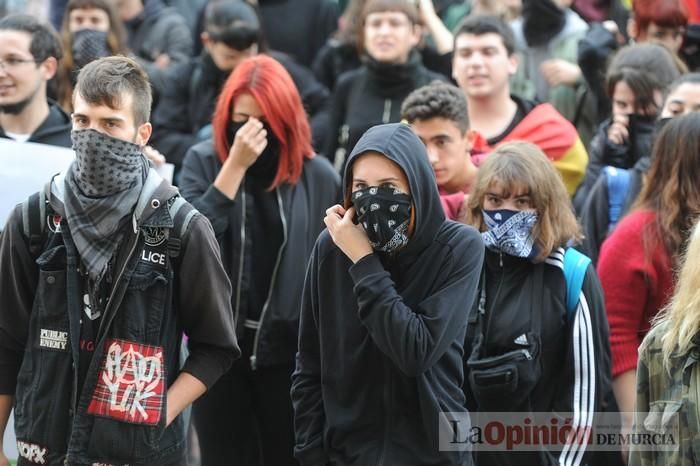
[481,209,539,260]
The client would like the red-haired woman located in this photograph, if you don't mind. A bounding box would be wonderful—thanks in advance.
[179,55,340,466]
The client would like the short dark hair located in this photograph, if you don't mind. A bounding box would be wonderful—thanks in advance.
[204,0,261,51]
[453,15,515,56]
[401,81,470,133]
[0,14,62,63]
[74,56,152,127]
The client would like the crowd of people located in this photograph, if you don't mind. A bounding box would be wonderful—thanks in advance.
[0,0,700,465]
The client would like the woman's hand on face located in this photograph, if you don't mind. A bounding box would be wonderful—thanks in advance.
[607,114,629,145]
[324,205,373,263]
[227,117,268,171]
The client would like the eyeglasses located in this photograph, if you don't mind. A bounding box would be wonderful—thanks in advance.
[0,57,37,71]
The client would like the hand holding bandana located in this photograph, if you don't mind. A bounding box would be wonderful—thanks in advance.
[352,186,412,253]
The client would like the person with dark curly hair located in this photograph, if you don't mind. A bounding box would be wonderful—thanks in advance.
[401,80,477,220]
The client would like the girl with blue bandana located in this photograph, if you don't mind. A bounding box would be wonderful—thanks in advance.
[462,141,613,466]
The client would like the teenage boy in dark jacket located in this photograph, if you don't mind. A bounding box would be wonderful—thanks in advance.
[292,123,483,466]
[0,15,71,148]
[0,56,239,466]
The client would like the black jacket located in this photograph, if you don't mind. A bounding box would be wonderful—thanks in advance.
[464,248,612,466]
[150,52,331,169]
[0,169,239,465]
[578,156,648,265]
[124,0,193,98]
[258,0,339,68]
[573,116,654,213]
[0,101,71,147]
[324,51,446,171]
[292,123,483,466]
[178,140,340,369]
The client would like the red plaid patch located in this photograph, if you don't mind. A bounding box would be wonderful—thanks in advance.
[87,338,165,425]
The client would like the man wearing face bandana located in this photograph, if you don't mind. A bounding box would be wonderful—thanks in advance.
[0,56,240,466]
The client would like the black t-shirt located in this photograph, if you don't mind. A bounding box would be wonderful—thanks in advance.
[77,265,106,395]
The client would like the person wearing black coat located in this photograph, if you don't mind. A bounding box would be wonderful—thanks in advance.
[179,55,339,466]
[150,0,330,172]
[257,0,340,68]
[323,0,446,172]
[292,123,483,466]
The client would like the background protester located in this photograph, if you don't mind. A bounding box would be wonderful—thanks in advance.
[256,0,339,69]
[312,0,455,91]
[115,0,193,99]
[597,113,700,460]
[452,15,588,195]
[292,123,483,466]
[324,0,446,173]
[56,0,128,112]
[179,54,339,466]
[579,73,700,265]
[401,80,477,220]
[150,0,330,172]
[0,14,70,147]
[572,43,681,213]
[511,0,596,147]
[463,141,611,466]
[578,0,688,123]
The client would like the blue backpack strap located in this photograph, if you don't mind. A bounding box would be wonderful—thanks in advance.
[604,166,631,232]
[563,248,592,321]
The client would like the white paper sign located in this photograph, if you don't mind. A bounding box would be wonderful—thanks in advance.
[0,139,74,227]
[0,139,175,228]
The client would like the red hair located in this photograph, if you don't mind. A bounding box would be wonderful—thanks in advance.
[633,0,688,33]
[212,55,314,188]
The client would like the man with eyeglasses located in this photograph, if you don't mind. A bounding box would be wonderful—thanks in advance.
[0,14,71,148]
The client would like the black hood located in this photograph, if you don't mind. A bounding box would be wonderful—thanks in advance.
[343,123,445,258]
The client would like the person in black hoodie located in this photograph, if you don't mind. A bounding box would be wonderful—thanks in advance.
[462,141,611,466]
[179,54,339,466]
[292,123,483,466]
[0,15,71,148]
[324,0,446,173]
[150,0,330,172]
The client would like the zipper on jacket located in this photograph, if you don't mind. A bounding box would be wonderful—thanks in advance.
[382,99,392,124]
[234,188,247,328]
[250,188,288,370]
[96,215,141,339]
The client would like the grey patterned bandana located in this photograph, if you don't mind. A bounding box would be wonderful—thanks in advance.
[64,129,148,281]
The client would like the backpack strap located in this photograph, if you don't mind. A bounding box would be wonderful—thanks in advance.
[563,248,592,321]
[166,195,198,259]
[604,166,631,232]
[21,181,54,257]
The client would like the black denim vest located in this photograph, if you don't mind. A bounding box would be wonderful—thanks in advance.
[15,190,187,466]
